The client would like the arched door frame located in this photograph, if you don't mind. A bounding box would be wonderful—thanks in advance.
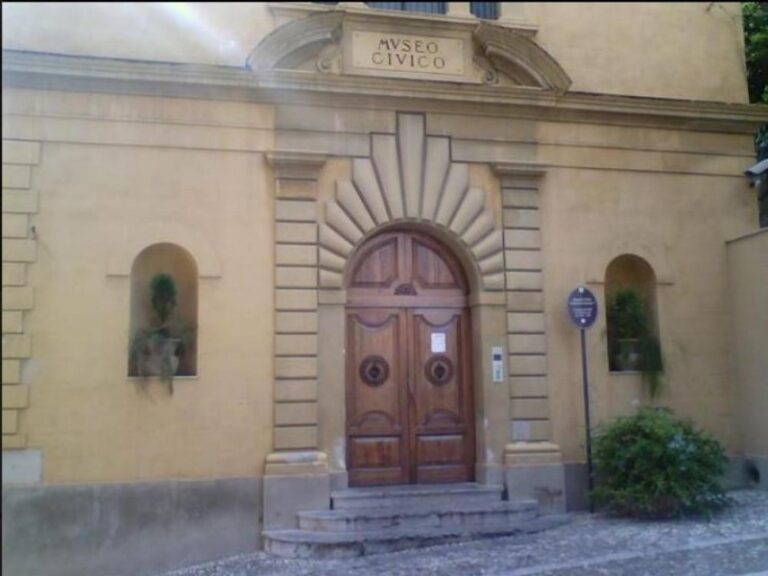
[344,227,474,485]
[317,220,510,489]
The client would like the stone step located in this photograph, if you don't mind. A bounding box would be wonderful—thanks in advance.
[298,500,538,532]
[264,514,570,559]
[331,482,504,510]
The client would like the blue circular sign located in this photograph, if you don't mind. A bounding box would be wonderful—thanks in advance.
[567,286,598,329]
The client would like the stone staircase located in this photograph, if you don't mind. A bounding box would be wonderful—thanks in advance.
[264,483,569,558]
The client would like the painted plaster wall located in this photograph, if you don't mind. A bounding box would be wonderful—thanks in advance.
[540,160,757,462]
[727,230,768,460]
[2,87,276,483]
[0,2,749,103]
[424,109,757,462]
[2,86,758,481]
[531,2,749,103]
[0,5,759,573]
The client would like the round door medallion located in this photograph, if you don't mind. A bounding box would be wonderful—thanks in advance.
[359,356,390,387]
[425,355,454,386]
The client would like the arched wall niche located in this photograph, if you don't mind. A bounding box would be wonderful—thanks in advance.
[129,243,198,376]
[604,253,660,372]
[586,236,673,286]
[106,222,222,278]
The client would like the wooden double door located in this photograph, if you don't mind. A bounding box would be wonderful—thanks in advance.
[346,231,475,486]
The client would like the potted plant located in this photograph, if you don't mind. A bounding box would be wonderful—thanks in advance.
[607,288,646,371]
[130,273,192,394]
[607,287,664,397]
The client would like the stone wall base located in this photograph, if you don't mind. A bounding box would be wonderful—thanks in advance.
[1,477,261,576]
[503,442,566,513]
[563,462,590,512]
[476,462,504,486]
[263,451,330,530]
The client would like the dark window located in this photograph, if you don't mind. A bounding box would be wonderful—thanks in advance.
[367,2,447,14]
[471,2,499,20]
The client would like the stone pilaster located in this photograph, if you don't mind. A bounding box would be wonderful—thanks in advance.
[2,140,41,451]
[493,162,565,512]
[264,152,330,529]
[267,152,328,455]
[495,162,550,441]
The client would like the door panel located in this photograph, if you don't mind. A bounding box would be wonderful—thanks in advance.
[416,434,465,465]
[349,235,400,289]
[346,308,409,486]
[411,236,463,290]
[346,231,474,486]
[409,308,474,483]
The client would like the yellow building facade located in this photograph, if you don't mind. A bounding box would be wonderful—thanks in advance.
[2,3,767,575]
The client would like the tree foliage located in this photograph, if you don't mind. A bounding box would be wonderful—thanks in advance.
[743,2,768,105]
[743,2,768,162]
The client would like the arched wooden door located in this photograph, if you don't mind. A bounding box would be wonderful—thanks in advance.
[345,230,475,486]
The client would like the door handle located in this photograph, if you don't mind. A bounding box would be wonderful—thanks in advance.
[406,374,415,400]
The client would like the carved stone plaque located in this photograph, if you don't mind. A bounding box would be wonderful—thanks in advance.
[350,31,464,80]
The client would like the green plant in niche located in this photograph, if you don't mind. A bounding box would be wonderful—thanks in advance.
[607,287,664,397]
[608,288,647,340]
[150,273,177,330]
[130,273,193,394]
[592,408,731,519]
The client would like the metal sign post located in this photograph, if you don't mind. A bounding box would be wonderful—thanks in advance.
[567,286,598,513]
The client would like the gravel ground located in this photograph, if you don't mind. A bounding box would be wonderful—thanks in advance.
[160,490,768,576]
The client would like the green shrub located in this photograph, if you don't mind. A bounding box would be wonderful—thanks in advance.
[592,408,730,519]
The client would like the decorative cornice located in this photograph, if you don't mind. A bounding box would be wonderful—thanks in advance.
[473,23,571,94]
[3,50,766,133]
[248,9,553,89]
[246,12,342,72]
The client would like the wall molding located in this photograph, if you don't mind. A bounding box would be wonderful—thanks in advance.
[3,50,763,134]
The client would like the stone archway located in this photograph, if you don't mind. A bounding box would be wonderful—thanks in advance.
[265,113,565,529]
[317,113,505,293]
[312,113,511,490]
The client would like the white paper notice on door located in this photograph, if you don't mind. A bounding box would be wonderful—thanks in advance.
[431,332,446,353]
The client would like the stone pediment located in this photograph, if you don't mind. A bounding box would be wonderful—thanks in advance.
[246,10,571,93]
